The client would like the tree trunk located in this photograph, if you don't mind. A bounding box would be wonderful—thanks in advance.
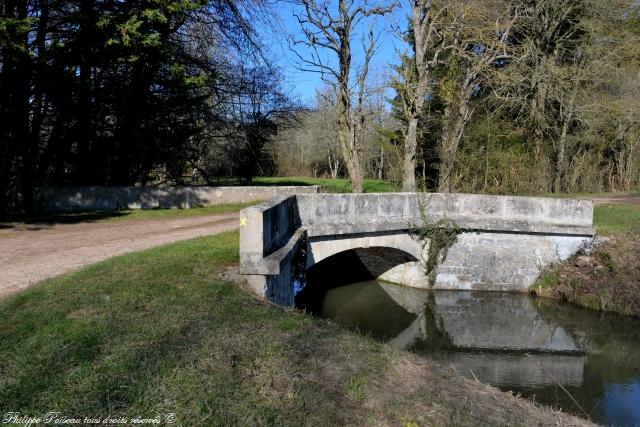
[421,149,426,192]
[378,146,384,180]
[328,151,335,179]
[402,2,431,192]
[76,0,95,184]
[437,77,473,193]
[338,129,364,192]
[553,87,577,193]
[12,1,35,212]
[530,58,549,193]
[402,118,419,191]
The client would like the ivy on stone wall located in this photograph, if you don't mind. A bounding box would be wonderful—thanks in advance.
[408,199,461,286]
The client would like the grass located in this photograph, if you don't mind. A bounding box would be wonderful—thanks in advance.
[543,190,640,199]
[254,176,395,193]
[594,203,640,235]
[0,231,588,426]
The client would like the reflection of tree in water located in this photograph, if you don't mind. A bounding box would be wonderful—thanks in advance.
[299,273,640,426]
[409,293,455,352]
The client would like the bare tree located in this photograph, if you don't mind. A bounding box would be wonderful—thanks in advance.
[292,0,395,192]
[504,0,589,192]
[269,88,342,178]
[436,1,518,192]
[395,0,451,191]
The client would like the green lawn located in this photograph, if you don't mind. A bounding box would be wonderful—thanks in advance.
[0,231,583,426]
[594,203,640,235]
[254,176,395,193]
[543,190,640,199]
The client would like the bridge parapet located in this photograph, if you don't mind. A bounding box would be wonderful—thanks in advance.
[295,193,594,235]
[239,193,594,305]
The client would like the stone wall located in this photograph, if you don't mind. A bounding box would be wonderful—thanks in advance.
[379,232,590,292]
[35,185,321,212]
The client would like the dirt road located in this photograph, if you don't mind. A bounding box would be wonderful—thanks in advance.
[591,195,640,205]
[0,213,239,298]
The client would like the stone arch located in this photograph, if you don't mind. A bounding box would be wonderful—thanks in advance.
[305,232,424,269]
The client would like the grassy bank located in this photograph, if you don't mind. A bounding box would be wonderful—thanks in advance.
[201,176,394,193]
[254,176,394,193]
[0,232,589,426]
[593,203,640,235]
[532,203,640,317]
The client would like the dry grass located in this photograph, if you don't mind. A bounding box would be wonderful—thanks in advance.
[533,228,640,318]
[532,202,640,317]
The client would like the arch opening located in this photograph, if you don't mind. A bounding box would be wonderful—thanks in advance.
[295,246,419,312]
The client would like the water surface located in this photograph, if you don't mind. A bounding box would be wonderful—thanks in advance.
[297,280,640,426]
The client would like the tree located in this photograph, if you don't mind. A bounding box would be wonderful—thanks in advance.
[506,0,590,192]
[393,0,450,191]
[435,0,518,192]
[392,0,518,192]
[0,0,285,213]
[227,65,296,183]
[292,0,395,192]
[577,1,640,192]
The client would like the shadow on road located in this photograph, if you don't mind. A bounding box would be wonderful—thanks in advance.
[0,210,130,230]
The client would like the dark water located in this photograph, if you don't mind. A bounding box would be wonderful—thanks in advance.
[297,280,640,426]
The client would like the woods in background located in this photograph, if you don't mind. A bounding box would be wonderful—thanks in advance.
[2,0,639,213]
[274,0,640,195]
[0,0,292,213]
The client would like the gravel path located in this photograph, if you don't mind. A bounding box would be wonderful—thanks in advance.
[0,213,239,298]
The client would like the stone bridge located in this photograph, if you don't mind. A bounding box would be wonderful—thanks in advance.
[239,193,594,306]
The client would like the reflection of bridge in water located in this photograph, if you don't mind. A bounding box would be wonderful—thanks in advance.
[297,278,640,425]
[315,282,587,389]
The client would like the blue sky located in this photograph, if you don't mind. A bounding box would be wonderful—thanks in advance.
[258,1,410,106]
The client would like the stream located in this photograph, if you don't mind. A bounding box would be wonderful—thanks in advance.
[297,280,640,426]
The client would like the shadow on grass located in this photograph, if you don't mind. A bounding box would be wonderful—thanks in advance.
[0,210,130,230]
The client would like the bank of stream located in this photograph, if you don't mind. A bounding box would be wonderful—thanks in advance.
[297,280,640,426]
